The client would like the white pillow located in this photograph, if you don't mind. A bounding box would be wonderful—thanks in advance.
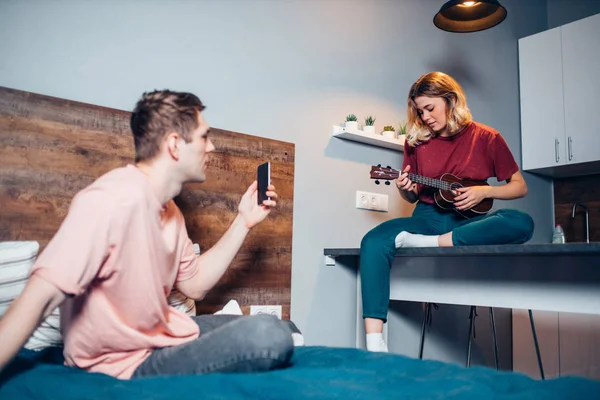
[167,288,196,316]
[0,241,39,315]
[0,241,63,350]
[26,307,62,350]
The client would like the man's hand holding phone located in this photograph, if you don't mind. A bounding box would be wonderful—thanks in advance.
[237,162,278,230]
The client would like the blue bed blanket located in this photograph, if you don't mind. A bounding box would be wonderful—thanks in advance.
[1,346,598,399]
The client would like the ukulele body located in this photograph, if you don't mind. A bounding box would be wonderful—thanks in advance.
[433,173,493,219]
[368,166,494,219]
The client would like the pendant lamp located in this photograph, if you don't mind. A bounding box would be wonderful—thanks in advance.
[433,0,507,33]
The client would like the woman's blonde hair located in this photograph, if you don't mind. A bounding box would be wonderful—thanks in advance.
[405,72,472,147]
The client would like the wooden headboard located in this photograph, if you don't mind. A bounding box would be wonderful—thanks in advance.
[0,86,294,319]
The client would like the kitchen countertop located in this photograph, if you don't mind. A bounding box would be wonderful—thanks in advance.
[324,243,600,257]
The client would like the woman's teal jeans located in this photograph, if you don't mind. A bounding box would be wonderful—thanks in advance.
[359,202,534,322]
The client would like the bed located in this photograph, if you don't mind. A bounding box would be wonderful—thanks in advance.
[1,345,599,399]
[1,87,600,398]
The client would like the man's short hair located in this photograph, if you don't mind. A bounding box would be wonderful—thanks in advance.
[130,90,206,162]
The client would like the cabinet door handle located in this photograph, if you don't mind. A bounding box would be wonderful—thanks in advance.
[568,136,573,161]
[555,138,560,163]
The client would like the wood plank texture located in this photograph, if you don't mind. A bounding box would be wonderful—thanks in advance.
[0,86,294,319]
[554,174,600,243]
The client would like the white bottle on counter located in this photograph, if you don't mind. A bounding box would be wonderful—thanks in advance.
[552,224,566,244]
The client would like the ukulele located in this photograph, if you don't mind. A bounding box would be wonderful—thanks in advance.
[370,165,493,219]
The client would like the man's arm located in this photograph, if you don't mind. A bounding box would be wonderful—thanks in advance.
[0,275,67,373]
[176,181,277,300]
[177,214,250,300]
[0,189,114,373]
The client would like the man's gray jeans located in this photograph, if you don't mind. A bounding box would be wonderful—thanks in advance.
[131,314,297,378]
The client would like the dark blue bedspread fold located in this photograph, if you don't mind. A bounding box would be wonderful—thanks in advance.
[1,346,598,399]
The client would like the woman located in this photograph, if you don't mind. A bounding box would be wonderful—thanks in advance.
[360,72,534,352]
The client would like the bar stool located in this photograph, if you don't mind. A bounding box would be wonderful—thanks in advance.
[418,303,546,380]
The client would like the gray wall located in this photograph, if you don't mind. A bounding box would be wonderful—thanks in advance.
[0,0,552,352]
[547,0,600,29]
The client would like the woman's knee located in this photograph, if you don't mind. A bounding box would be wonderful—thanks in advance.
[518,212,535,242]
[360,220,400,251]
[498,209,535,243]
[360,226,381,249]
[360,228,395,275]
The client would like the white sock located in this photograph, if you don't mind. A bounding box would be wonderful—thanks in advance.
[292,333,304,347]
[395,231,440,248]
[366,333,388,352]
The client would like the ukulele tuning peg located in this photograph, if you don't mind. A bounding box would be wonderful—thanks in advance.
[375,180,380,185]
[385,181,391,185]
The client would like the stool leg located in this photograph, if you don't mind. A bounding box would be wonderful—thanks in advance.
[466,306,476,367]
[489,307,499,370]
[418,303,431,359]
[528,309,545,380]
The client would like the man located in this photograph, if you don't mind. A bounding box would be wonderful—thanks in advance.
[0,90,294,379]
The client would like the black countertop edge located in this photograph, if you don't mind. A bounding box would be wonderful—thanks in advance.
[324,243,600,257]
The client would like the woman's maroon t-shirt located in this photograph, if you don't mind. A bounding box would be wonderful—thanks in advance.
[402,121,519,205]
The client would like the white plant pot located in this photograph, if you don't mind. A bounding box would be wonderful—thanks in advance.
[345,121,358,131]
[363,125,375,135]
[381,130,396,139]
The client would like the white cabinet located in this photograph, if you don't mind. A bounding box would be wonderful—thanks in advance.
[518,28,565,171]
[518,13,600,175]
[561,14,600,165]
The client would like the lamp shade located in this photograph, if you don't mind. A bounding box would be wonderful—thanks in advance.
[433,0,507,33]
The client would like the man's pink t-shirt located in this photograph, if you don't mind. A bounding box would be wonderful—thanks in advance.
[31,165,200,379]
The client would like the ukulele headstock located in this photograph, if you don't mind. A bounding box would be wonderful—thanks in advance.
[370,165,399,181]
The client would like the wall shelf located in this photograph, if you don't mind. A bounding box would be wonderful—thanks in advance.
[332,125,405,152]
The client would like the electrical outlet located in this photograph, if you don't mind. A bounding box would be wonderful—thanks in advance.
[355,190,388,212]
[250,305,282,319]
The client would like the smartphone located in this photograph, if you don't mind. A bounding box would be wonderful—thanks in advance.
[257,162,271,205]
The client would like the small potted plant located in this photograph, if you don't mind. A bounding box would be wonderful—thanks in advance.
[345,114,358,131]
[398,121,408,136]
[381,125,396,138]
[396,121,408,144]
[363,115,376,134]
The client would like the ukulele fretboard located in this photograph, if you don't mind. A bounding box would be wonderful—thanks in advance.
[408,173,453,191]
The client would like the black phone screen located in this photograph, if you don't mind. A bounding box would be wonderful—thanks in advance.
[257,162,270,205]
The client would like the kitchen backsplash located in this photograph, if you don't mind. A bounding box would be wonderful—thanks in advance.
[554,174,600,243]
